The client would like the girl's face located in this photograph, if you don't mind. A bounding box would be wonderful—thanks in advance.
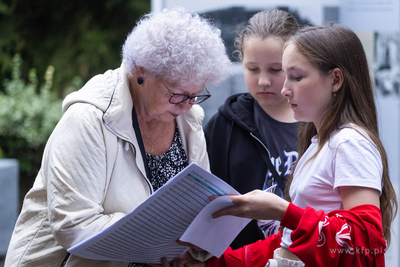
[242,36,288,114]
[281,43,335,131]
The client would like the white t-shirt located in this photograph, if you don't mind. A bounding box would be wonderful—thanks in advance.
[281,125,382,248]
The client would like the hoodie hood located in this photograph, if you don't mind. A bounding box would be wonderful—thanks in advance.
[62,64,137,144]
[218,92,258,132]
[62,66,127,115]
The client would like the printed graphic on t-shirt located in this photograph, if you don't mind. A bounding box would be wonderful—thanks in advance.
[259,150,298,237]
[267,150,298,180]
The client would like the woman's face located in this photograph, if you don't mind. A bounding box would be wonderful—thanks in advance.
[139,75,204,122]
[242,36,287,113]
[281,43,334,131]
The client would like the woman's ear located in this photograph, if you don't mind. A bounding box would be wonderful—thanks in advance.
[332,68,344,93]
[134,66,145,79]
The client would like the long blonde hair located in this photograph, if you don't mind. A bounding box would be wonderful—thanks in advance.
[284,24,397,246]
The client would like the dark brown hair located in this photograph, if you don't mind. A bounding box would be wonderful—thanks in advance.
[284,24,397,246]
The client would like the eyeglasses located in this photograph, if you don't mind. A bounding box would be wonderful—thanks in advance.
[161,80,211,105]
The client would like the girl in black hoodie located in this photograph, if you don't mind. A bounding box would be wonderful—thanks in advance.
[204,9,300,249]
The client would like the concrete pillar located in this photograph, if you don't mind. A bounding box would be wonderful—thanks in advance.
[0,159,19,256]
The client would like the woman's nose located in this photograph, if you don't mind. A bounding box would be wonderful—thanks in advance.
[178,100,193,113]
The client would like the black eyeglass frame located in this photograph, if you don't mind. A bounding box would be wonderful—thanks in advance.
[161,80,211,105]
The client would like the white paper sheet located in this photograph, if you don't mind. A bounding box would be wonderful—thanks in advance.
[179,196,251,257]
[68,163,251,263]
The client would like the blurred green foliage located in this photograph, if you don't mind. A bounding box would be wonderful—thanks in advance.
[0,0,150,206]
[0,54,62,148]
[0,0,150,98]
[0,54,62,204]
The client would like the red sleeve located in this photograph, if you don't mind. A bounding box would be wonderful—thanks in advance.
[206,233,281,267]
[281,203,386,267]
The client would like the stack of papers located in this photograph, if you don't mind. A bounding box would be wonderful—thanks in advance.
[68,163,251,263]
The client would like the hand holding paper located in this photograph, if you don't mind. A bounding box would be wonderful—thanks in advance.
[210,190,289,221]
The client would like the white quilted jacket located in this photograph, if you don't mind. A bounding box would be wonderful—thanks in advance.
[5,64,210,267]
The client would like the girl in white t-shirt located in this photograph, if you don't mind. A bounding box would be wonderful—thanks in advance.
[205,24,398,267]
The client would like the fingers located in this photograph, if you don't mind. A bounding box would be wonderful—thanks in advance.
[149,257,171,267]
[184,261,206,267]
[180,252,194,262]
[209,194,244,204]
[162,257,172,267]
[154,257,188,267]
[176,240,204,251]
[150,254,201,267]
[208,195,221,201]
[210,191,273,219]
[210,190,285,220]
[211,205,242,219]
[209,195,248,219]
[173,257,190,267]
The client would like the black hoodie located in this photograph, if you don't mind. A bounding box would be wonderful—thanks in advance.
[204,92,299,249]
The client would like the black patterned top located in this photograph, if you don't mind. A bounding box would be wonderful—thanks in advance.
[128,126,188,267]
[146,126,189,191]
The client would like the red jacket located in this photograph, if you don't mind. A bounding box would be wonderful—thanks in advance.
[207,204,385,267]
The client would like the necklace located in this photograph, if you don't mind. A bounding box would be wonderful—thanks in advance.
[140,126,168,154]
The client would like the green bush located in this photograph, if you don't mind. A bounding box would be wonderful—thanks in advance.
[0,54,62,206]
[0,0,150,98]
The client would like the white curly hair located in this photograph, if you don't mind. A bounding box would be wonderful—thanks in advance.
[122,7,231,87]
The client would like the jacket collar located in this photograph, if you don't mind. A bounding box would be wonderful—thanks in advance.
[101,64,137,143]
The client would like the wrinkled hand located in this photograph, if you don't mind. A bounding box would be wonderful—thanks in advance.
[210,190,289,221]
[150,253,205,267]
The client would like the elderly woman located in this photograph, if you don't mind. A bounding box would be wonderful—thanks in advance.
[5,7,231,267]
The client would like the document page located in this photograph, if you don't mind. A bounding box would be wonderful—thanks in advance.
[68,163,250,263]
[179,196,251,257]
